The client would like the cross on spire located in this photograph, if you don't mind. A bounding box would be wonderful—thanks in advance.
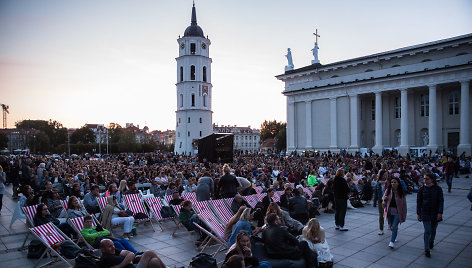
[313,29,320,43]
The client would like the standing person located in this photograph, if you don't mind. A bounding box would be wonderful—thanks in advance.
[0,166,5,215]
[218,164,239,198]
[417,173,444,257]
[444,157,455,193]
[382,177,407,249]
[333,169,349,231]
[196,171,214,201]
[375,171,388,235]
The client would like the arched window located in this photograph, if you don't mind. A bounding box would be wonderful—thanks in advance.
[203,66,207,82]
[190,43,196,54]
[188,117,191,123]
[180,66,183,82]
[199,117,202,123]
[190,65,196,80]
[203,95,207,107]
[191,94,195,107]
[180,94,183,107]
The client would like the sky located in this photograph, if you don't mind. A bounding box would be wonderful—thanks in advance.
[0,0,471,131]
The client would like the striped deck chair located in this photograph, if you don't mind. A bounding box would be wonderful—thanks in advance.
[242,194,258,208]
[163,195,183,216]
[60,199,69,211]
[222,197,234,209]
[97,196,108,213]
[29,222,76,267]
[303,187,313,199]
[193,200,213,216]
[21,204,39,248]
[123,193,155,232]
[143,196,177,231]
[309,186,316,193]
[253,186,263,194]
[272,191,282,203]
[194,208,228,256]
[182,192,198,203]
[68,216,97,249]
[208,199,234,225]
[255,193,267,202]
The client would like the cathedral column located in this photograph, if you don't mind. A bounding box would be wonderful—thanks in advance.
[398,88,410,156]
[330,97,337,149]
[287,100,296,152]
[349,94,359,150]
[458,80,471,156]
[427,84,439,153]
[372,92,384,154]
[305,100,313,149]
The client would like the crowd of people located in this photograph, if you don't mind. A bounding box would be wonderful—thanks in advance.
[0,150,470,267]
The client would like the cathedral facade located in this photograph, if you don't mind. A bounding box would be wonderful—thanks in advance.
[277,34,472,156]
[175,4,213,155]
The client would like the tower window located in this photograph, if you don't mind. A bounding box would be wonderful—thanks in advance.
[449,91,459,115]
[178,132,180,137]
[180,66,183,82]
[190,43,196,54]
[191,94,195,107]
[203,95,207,107]
[188,117,191,123]
[420,94,429,117]
[180,94,183,107]
[394,97,401,119]
[190,65,195,80]
[199,117,202,123]
[203,66,207,82]
[188,131,190,137]
[200,131,202,137]
[178,118,181,123]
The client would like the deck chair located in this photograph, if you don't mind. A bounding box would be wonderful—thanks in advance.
[68,215,97,249]
[182,192,198,203]
[20,204,39,248]
[97,196,108,213]
[272,191,283,203]
[242,194,258,208]
[255,193,267,202]
[163,195,183,216]
[302,187,313,199]
[29,222,76,268]
[143,196,177,232]
[208,199,234,225]
[194,209,228,256]
[253,186,263,194]
[123,193,155,232]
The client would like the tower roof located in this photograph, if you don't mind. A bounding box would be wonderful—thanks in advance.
[183,2,204,37]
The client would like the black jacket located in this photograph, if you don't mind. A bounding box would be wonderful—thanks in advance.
[333,175,349,200]
[262,225,301,258]
[218,173,239,198]
[33,213,60,227]
[289,195,308,215]
[417,185,444,221]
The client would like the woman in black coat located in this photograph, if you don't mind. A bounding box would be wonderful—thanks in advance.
[33,203,76,238]
[417,173,444,257]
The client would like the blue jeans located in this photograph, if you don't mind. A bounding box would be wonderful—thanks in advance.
[423,220,438,251]
[387,214,400,243]
[445,174,453,191]
[248,261,271,268]
[113,239,137,253]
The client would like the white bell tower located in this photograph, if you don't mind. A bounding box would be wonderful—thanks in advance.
[175,3,213,155]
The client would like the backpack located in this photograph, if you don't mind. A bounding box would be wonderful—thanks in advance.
[189,253,217,268]
[350,199,364,208]
[160,206,175,218]
[74,250,101,268]
[134,212,148,220]
[60,240,81,259]
[27,240,46,259]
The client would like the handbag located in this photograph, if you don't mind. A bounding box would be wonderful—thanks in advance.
[189,253,217,268]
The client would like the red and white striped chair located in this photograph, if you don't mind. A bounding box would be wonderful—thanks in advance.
[193,200,213,216]
[97,196,108,213]
[182,192,198,203]
[69,215,97,248]
[272,191,282,203]
[242,194,258,208]
[222,197,234,210]
[194,207,228,256]
[253,186,263,194]
[255,193,267,202]
[163,194,183,216]
[123,193,155,232]
[208,199,234,225]
[29,222,76,267]
[143,196,177,232]
[303,187,313,199]
[60,199,69,211]
[21,204,39,248]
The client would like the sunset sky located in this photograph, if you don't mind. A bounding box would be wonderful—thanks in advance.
[0,0,471,131]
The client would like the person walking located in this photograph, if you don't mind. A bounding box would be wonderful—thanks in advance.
[382,177,407,249]
[417,173,444,257]
[0,166,5,215]
[333,169,349,231]
[444,157,455,193]
[375,171,388,235]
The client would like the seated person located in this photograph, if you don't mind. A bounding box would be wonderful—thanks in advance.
[124,182,140,195]
[70,182,84,199]
[33,203,76,239]
[224,232,271,268]
[100,196,135,240]
[228,208,258,247]
[262,188,276,214]
[289,187,309,224]
[81,215,141,254]
[83,185,101,214]
[300,218,333,267]
[45,188,66,218]
[99,239,165,268]
[231,194,250,214]
[68,195,89,218]
[279,187,293,210]
[179,200,206,243]
[224,206,247,241]
[266,202,303,236]
[169,191,185,205]
[262,213,316,268]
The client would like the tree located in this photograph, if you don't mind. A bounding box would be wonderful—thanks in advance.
[275,127,287,151]
[260,120,286,141]
[71,127,96,144]
[108,123,123,143]
[15,119,67,150]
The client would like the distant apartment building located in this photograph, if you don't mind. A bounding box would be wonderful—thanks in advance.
[0,128,29,153]
[84,124,107,144]
[151,130,176,146]
[213,124,260,153]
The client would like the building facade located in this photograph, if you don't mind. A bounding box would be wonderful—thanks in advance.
[213,124,260,153]
[277,34,472,156]
[174,3,213,155]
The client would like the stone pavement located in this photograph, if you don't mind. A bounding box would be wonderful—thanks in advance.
[0,175,471,267]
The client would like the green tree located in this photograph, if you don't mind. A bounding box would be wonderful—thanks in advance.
[108,123,123,143]
[260,120,286,141]
[15,119,67,150]
[0,133,8,149]
[71,127,96,144]
[275,127,287,151]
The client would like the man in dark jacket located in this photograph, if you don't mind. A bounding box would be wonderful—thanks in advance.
[333,170,350,231]
[262,213,316,268]
[444,157,455,192]
[289,187,309,224]
[230,194,250,214]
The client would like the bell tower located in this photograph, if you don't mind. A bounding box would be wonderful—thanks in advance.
[175,3,213,155]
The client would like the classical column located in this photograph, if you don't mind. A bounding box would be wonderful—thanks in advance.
[349,94,360,150]
[305,100,313,149]
[398,89,410,156]
[330,97,337,149]
[458,80,471,156]
[372,92,383,154]
[427,85,439,153]
[287,100,296,152]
